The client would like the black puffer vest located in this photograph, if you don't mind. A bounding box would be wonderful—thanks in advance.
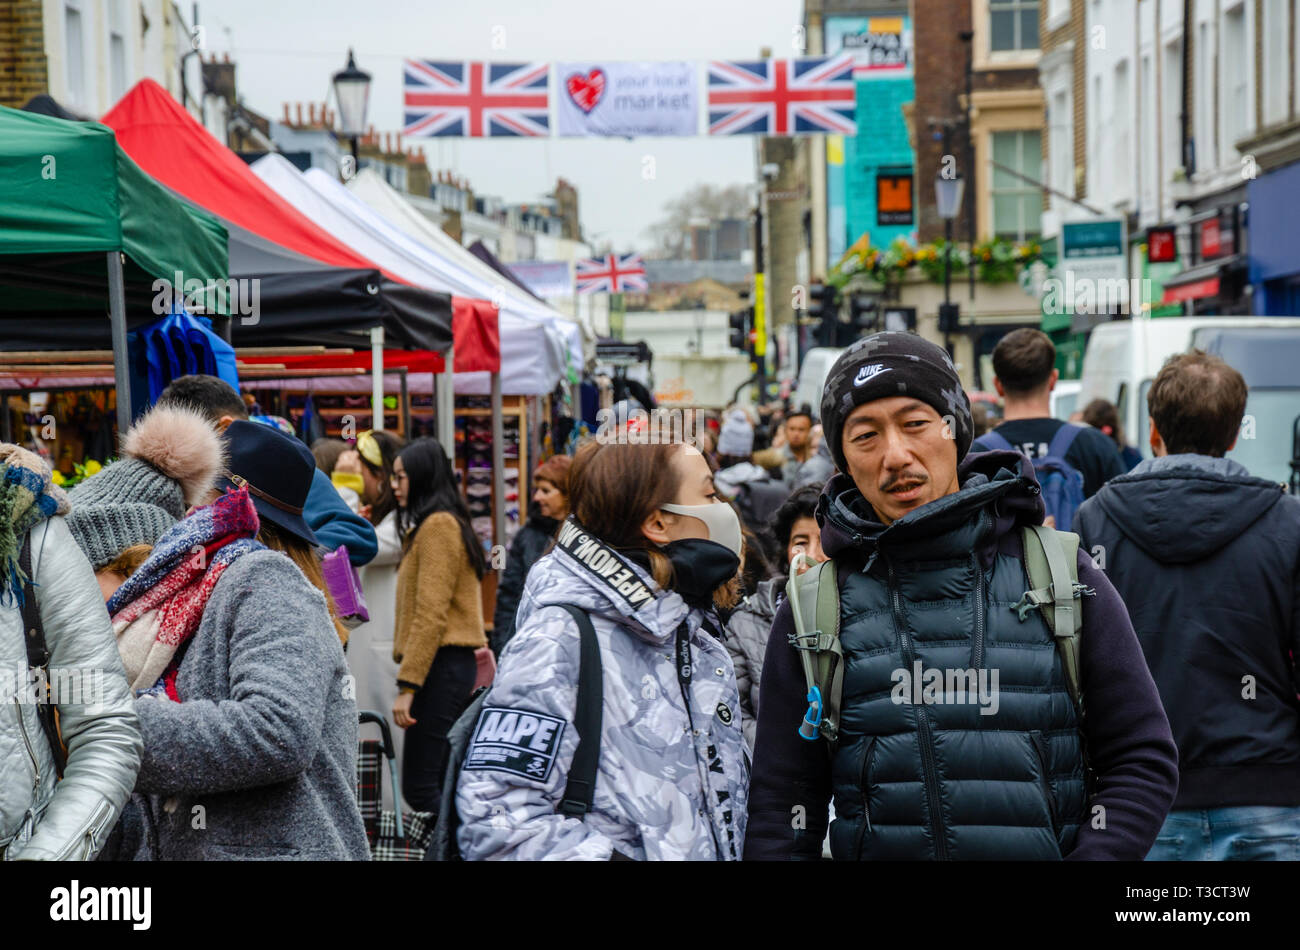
[820,453,1088,860]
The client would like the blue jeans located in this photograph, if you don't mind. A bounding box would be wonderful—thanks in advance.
[1146,806,1300,860]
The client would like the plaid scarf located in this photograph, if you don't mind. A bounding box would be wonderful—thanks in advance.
[0,444,69,605]
[108,488,263,700]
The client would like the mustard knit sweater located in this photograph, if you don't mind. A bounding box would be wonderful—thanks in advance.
[393,512,486,690]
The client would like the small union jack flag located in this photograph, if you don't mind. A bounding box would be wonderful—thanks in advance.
[707,55,856,136]
[574,253,648,295]
[402,60,550,137]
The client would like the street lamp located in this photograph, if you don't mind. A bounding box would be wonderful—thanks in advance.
[935,173,965,355]
[332,48,371,169]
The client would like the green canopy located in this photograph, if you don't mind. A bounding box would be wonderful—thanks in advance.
[0,104,228,432]
[0,104,227,286]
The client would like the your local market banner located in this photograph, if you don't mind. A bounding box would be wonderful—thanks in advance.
[557,61,698,137]
[506,260,573,299]
[401,57,857,138]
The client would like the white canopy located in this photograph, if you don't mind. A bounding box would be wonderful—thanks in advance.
[345,167,593,361]
[303,165,584,392]
[250,154,564,396]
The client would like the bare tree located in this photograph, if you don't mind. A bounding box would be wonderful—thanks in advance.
[641,183,752,259]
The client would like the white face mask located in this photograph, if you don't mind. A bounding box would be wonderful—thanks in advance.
[660,501,743,557]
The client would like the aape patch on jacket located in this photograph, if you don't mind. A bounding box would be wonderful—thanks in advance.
[464,706,566,783]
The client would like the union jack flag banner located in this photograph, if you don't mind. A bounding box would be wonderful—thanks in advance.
[707,55,856,136]
[402,60,550,137]
[574,253,648,295]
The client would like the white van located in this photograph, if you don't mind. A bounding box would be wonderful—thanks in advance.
[793,347,846,419]
[1079,317,1300,486]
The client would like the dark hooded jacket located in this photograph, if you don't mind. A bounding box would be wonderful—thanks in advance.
[1074,454,1300,810]
[490,509,560,657]
[744,450,1179,860]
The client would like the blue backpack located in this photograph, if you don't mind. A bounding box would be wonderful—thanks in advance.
[980,424,1086,528]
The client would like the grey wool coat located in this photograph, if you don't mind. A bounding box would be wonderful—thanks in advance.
[129,550,370,860]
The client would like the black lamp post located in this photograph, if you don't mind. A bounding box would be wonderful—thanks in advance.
[935,172,965,356]
[332,48,372,170]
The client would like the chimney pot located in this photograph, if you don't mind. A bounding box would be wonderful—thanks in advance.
[283,103,290,123]
[295,102,303,125]
[309,103,317,124]
[223,52,230,63]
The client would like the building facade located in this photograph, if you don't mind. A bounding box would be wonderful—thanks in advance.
[0,0,196,115]
[1055,0,1300,318]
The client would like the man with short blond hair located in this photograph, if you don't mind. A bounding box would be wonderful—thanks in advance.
[1075,350,1300,860]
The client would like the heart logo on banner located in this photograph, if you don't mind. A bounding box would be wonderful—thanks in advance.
[566,69,606,114]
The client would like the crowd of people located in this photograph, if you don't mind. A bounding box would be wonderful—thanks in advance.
[2,323,1296,861]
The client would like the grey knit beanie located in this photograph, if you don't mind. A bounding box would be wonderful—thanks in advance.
[66,404,224,570]
[68,503,177,570]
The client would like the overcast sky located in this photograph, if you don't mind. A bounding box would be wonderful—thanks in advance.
[202,0,803,252]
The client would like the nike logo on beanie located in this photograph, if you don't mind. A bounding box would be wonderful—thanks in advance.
[854,364,890,386]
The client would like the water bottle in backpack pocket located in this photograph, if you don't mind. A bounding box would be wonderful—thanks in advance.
[981,424,1086,528]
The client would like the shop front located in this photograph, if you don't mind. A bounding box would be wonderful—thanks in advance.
[1248,159,1300,316]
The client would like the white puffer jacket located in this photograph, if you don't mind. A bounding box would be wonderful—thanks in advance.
[0,518,143,860]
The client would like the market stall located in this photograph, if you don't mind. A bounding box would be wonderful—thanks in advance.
[0,103,228,437]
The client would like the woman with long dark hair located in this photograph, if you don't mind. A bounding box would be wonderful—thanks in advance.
[391,437,487,813]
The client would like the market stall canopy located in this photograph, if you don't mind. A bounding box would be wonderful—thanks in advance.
[467,239,544,302]
[101,79,378,274]
[345,168,592,359]
[306,164,583,381]
[251,154,560,395]
[98,80,492,368]
[223,218,456,356]
[20,94,88,121]
[0,104,228,321]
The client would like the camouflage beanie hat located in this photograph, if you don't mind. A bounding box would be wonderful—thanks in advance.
[820,331,973,472]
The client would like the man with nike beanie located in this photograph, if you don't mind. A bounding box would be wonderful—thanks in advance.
[744,331,1178,860]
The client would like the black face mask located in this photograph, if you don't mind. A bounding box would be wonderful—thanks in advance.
[661,538,741,608]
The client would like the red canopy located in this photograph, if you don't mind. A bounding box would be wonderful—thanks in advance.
[103,80,378,274]
[230,298,498,374]
[452,297,501,373]
[101,80,500,373]
[239,349,446,374]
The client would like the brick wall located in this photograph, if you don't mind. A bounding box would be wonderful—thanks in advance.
[913,0,973,242]
[0,0,49,109]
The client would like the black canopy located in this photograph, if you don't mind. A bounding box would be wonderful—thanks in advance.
[0,210,453,354]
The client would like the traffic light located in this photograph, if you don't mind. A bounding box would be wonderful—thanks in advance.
[728,309,749,352]
[848,294,878,332]
[807,284,840,347]
[938,302,961,334]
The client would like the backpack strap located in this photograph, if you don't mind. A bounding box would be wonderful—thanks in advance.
[1046,422,1085,460]
[554,603,603,818]
[977,430,1015,453]
[1014,525,1085,719]
[18,531,66,779]
[786,557,844,749]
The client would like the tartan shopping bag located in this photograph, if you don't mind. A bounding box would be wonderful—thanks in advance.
[357,710,436,861]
